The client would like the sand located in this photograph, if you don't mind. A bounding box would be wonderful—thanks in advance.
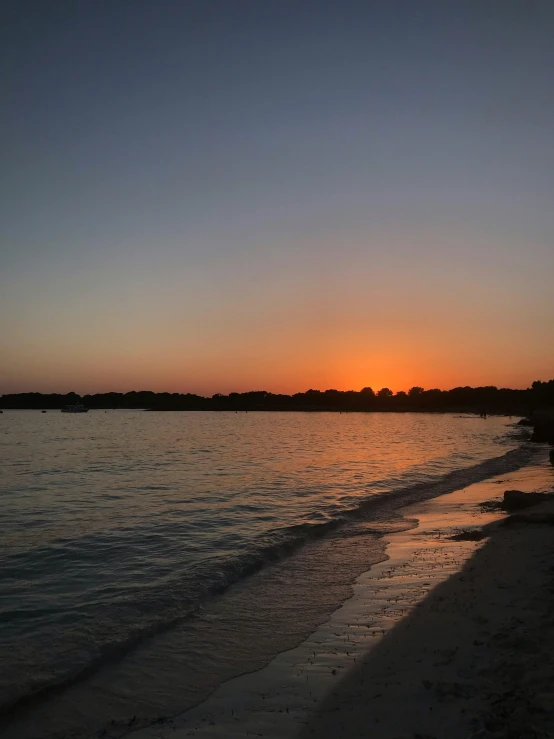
[128,455,554,739]
[300,505,554,739]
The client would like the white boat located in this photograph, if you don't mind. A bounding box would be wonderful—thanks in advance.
[61,404,89,413]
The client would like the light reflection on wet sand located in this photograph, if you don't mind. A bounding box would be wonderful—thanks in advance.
[131,455,553,739]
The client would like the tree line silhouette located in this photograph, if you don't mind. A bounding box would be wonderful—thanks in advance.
[1,379,553,414]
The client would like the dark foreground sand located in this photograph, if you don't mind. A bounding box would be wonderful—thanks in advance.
[130,461,554,739]
[299,501,554,739]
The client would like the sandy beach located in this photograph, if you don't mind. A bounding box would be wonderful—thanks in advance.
[300,478,554,738]
[128,452,554,739]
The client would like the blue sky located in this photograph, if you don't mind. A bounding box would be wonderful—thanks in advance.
[2,1,553,393]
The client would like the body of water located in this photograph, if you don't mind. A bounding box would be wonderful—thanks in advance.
[0,411,531,738]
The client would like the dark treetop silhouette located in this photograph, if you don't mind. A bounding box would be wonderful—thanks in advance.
[1,380,553,415]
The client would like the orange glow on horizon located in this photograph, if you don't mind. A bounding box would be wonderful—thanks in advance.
[2,342,543,396]
[2,221,552,397]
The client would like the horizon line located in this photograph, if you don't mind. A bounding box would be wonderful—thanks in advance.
[2,379,551,398]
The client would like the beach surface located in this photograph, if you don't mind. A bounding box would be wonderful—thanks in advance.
[130,453,554,739]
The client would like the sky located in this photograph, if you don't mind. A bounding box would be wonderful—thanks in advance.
[1,0,553,395]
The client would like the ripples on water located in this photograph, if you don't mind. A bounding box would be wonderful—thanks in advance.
[0,411,529,738]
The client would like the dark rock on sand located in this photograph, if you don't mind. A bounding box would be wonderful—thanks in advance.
[449,529,486,541]
[502,489,554,511]
[530,410,554,444]
[479,500,503,513]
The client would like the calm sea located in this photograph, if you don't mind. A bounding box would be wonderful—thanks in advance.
[0,411,531,738]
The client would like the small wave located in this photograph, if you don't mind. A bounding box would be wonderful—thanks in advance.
[0,608,193,721]
[338,443,535,522]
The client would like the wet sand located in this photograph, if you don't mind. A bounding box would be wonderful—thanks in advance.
[130,453,554,739]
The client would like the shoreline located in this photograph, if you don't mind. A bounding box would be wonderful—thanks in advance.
[128,451,554,739]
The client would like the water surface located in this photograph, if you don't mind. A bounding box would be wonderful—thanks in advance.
[0,411,529,738]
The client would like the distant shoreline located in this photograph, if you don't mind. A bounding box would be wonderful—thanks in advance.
[2,379,553,414]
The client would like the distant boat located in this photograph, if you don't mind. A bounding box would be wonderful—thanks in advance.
[61,404,89,413]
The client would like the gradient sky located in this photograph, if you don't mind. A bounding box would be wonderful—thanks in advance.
[1,0,553,395]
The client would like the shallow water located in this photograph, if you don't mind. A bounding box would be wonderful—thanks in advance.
[0,411,530,737]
